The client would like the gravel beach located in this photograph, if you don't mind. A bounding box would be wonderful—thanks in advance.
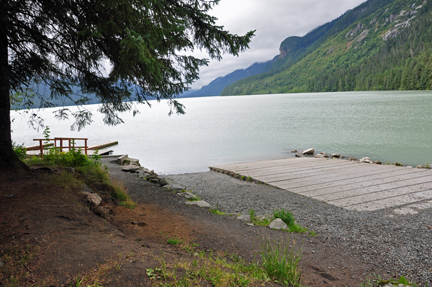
[169,170,432,285]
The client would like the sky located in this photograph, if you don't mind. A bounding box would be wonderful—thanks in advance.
[190,0,367,90]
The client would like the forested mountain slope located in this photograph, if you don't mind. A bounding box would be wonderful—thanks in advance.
[221,0,431,96]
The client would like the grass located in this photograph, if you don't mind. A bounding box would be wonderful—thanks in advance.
[261,238,303,287]
[273,209,309,234]
[361,274,419,287]
[167,238,183,246]
[109,179,136,209]
[147,238,303,287]
[209,206,226,215]
[25,151,136,209]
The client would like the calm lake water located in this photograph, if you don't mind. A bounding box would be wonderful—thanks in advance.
[11,91,432,174]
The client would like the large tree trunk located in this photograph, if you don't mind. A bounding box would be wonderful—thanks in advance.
[0,5,28,171]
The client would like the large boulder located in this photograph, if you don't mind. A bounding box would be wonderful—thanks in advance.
[269,218,288,230]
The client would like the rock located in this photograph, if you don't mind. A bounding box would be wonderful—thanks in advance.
[92,206,111,218]
[331,153,340,158]
[269,218,288,230]
[160,177,176,187]
[393,162,403,167]
[165,184,186,191]
[246,223,254,226]
[128,158,140,166]
[417,165,423,169]
[237,215,251,221]
[359,157,373,164]
[87,193,102,206]
[290,150,297,153]
[320,152,329,158]
[0,259,4,268]
[132,221,138,225]
[302,148,315,155]
[82,184,93,193]
[257,214,273,221]
[374,160,382,165]
[182,192,197,200]
[295,153,302,157]
[314,154,326,159]
[121,165,142,173]
[138,170,150,178]
[117,154,129,165]
[185,200,210,208]
[406,166,413,168]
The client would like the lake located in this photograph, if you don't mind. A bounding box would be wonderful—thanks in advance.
[10,90,432,174]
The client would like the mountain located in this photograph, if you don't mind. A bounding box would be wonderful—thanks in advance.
[187,61,272,97]
[221,0,432,96]
[11,83,200,110]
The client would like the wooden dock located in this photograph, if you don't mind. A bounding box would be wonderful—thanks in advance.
[211,157,432,213]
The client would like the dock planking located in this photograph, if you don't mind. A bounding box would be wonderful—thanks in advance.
[211,157,432,213]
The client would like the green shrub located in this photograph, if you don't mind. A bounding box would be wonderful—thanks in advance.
[273,209,295,226]
[12,142,27,160]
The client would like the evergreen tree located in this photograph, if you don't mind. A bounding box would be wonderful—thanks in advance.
[0,0,254,169]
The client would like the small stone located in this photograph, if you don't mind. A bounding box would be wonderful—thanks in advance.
[331,153,340,158]
[237,215,251,221]
[132,221,138,225]
[290,150,297,153]
[246,223,254,226]
[87,193,102,206]
[374,160,382,164]
[257,214,273,221]
[0,259,4,268]
[269,218,288,230]
[417,165,423,169]
[314,154,326,158]
[121,165,142,173]
[359,157,373,164]
[160,177,176,187]
[165,184,187,191]
[182,192,197,200]
[302,148,315,155]
[82,184,93,193]
[185,200,211,208]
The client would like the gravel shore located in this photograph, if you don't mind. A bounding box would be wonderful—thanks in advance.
[169,170,432,285]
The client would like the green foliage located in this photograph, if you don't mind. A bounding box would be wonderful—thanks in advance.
[167,238,183,246]
[12,142,26,160]
[5,0,254,131]
[260,239,303,287]
[273,209,309,233]
[272,209,295,226]
[361,274,419,287]
[222,0,432,96]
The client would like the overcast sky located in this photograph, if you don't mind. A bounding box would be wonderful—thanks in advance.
[190,0,367,89]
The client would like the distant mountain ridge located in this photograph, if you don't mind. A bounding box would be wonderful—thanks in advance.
[221,0,432,95]
[187,61,273,97]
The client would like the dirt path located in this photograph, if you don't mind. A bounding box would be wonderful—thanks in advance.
[104,158,378,286]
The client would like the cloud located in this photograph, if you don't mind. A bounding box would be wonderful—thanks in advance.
[190,0,366,89]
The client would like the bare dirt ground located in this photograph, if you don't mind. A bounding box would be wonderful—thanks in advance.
[0,162,384,286]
